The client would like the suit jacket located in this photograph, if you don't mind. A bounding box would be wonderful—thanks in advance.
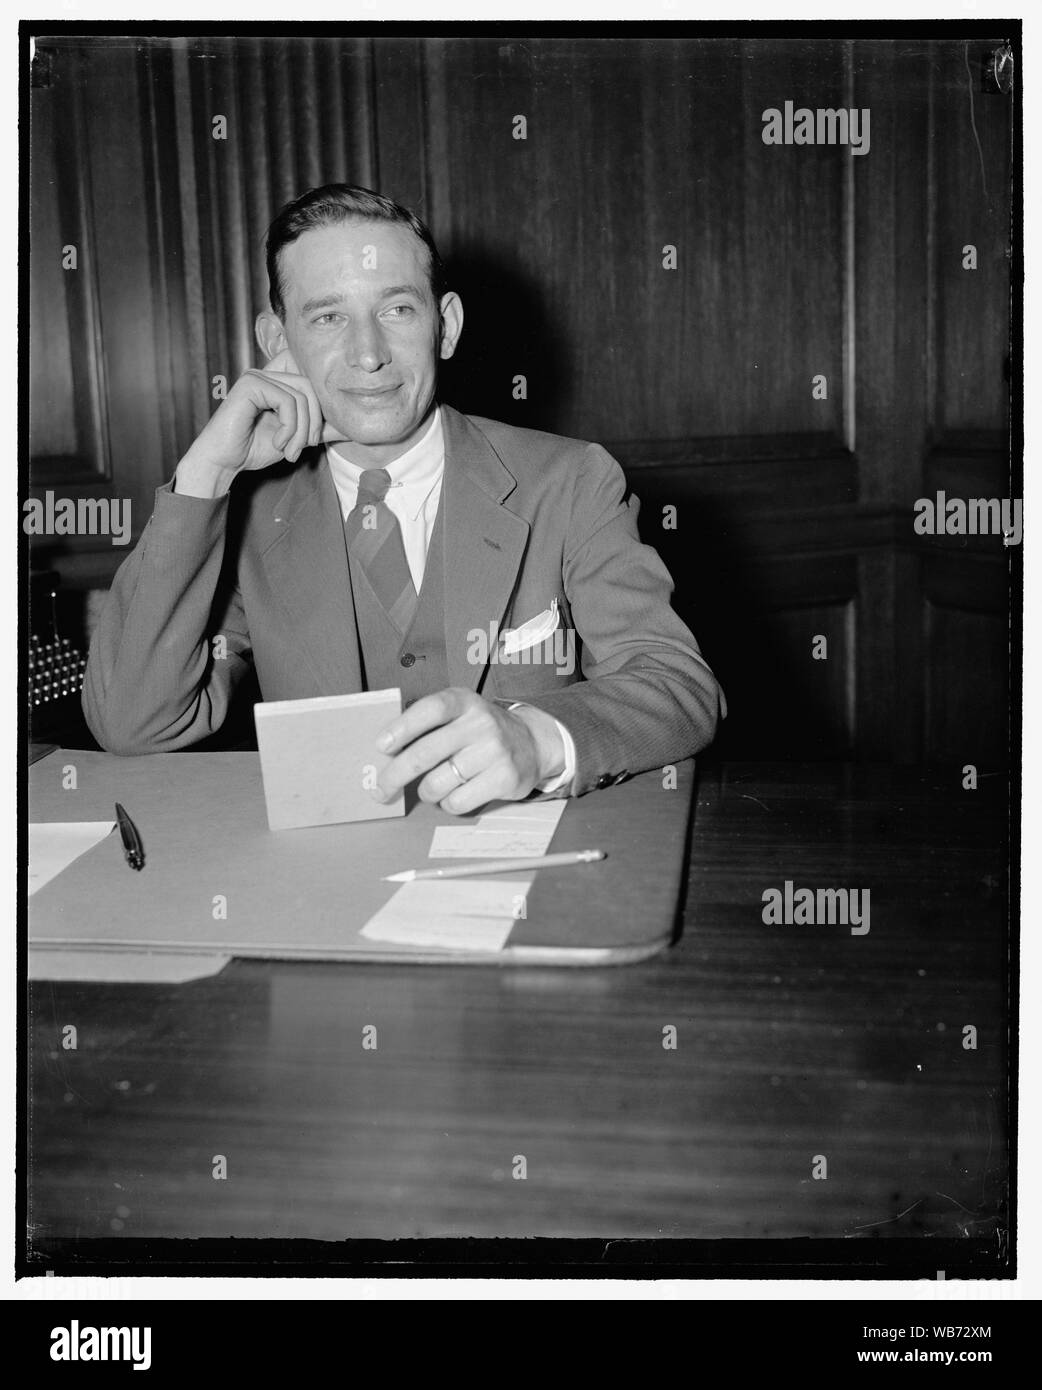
[83,405,724,795]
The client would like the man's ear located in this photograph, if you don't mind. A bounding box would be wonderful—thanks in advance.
[438,292,464,362]
[255,311,287,362]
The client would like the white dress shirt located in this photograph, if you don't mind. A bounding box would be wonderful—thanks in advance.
[327,406,576,794]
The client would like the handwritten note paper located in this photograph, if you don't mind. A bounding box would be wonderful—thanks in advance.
[427,826,554,857]
[29,822,115,896]
[360,878,532,952]
[428,800,566,859]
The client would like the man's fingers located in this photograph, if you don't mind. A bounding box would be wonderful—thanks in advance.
[377,724,468,799]
[369,691,541,812]
[438,765,508,817]
[371,691,536,809]
[264,347,301,375]
[246,365,326,456]
[376,690,467,756]
[274,391,304,460]
[269,397,299,456]
[282,372,325,449]
[241,371,312,462]
[285,386,310,460]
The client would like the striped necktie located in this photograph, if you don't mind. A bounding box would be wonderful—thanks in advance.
[343,468,418,635]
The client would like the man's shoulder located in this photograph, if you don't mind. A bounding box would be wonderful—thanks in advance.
[444,406,622,498]
[449,406,603,470]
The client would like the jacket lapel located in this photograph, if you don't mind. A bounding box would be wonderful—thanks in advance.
[439,405,530,692]
[258,453,364,695]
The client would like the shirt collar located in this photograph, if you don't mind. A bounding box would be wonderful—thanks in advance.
[326,406,444,520]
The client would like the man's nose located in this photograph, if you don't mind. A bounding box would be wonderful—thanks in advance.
[348,319,391,373]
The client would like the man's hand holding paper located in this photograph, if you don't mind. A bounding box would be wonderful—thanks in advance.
[372,688,566,814]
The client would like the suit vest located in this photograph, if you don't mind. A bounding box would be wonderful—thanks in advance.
[345,495,450,706]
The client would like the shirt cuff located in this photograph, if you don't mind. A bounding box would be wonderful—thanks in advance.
[505,702,576,795]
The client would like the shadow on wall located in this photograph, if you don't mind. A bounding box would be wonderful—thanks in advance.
[437,244,572,434]
[633,491,854,763]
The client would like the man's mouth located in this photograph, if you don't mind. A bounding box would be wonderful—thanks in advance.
[340,385,400,399]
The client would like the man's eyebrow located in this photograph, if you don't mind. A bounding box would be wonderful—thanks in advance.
[299,284,428,316]
[378,283,427,300]
[300,293,345,315]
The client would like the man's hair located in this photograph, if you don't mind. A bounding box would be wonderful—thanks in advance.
[265,183,447,318]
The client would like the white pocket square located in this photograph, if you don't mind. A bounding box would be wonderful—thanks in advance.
[499,598,560,655]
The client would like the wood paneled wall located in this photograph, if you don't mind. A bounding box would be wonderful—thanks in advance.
[27,33,1017,766]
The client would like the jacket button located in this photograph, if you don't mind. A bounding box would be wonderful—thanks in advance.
[400,652,416,668]
[612,771,628,785]
[596,774,612,789]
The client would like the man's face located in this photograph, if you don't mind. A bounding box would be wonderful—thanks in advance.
[271,219,460,462]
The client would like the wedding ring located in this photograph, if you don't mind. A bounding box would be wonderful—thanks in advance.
[447,758,466,785]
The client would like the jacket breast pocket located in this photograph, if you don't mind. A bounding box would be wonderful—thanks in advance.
[491,598,579,691]
[499,598,560,655]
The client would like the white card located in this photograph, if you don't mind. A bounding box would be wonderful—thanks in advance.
[29,822,116,896]
[428,800,566,858]
[360,878,531,951]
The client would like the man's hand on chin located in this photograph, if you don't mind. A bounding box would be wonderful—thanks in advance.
[371,688,566,814]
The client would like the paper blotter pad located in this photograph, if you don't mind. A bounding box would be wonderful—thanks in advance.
[28,751,696,966]
[254,688,404,830]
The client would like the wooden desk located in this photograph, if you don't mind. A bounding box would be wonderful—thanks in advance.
[25,762,1011,1273]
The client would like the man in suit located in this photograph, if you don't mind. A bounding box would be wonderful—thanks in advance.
[84,184,723,813]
